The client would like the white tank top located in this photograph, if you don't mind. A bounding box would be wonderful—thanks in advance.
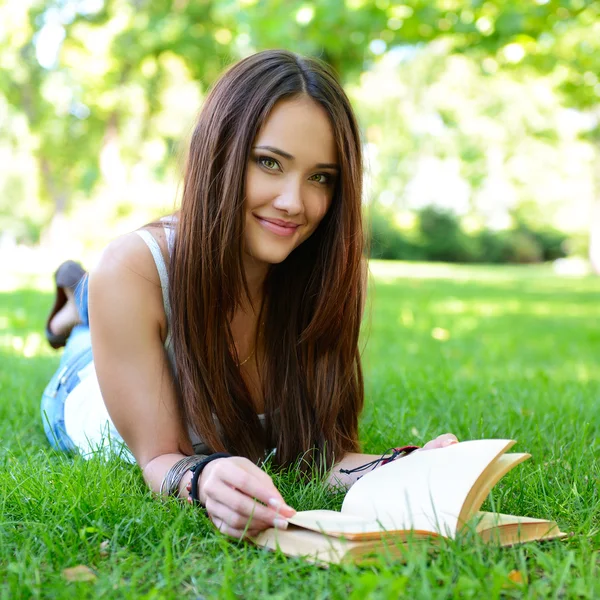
[64,217,266,460]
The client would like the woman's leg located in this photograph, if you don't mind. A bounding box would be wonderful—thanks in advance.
[46,260,87,349]
[58,275,91,359]
[41,273,93,452]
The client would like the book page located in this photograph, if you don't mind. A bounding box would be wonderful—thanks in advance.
[340,439,516,537]
[254,512,565,563]
[252,525,354,565]
[472,512,566,545]
[253,525,423,565]
[289,509,441,540]
[459,453,530,525]
[290,510,376,532]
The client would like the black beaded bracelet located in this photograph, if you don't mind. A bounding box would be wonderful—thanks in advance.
[188,453,232,505]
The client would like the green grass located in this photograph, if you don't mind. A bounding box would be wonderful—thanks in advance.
[1,260,599,599]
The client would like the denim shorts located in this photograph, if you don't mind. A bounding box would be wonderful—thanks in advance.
[40,275,93,452]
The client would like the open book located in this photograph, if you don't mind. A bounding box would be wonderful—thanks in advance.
[253,439,565,564]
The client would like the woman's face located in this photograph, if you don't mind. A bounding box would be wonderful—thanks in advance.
[244,96,338,267]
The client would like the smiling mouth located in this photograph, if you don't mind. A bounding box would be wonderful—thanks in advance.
[254,216,300,237]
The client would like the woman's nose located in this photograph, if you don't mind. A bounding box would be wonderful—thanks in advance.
[272,179,304,215]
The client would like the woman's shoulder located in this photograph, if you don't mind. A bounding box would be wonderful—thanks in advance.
[90,219,176,340]
[95,217,175,288]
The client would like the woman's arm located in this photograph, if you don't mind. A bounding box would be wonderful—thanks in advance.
[89,232,191,476]
[89,231,293,537]
[328,433,459,489]
[327,452,384,489]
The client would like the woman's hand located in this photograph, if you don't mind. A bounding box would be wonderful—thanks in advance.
[421,432,459,450]
[198,456,295,539]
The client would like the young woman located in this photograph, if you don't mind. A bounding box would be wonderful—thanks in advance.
[40,50,457,540]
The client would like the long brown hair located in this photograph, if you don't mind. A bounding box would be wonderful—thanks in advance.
[170,49,365,470]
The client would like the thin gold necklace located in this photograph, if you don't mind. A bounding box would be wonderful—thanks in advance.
[238,346,256,367]
[234,320,263,367]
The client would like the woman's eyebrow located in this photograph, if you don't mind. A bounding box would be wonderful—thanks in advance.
[253,145,340,171]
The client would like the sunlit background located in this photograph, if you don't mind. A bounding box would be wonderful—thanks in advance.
[1,0,599,281]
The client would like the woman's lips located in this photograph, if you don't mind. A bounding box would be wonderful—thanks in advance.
[255,216,299,237]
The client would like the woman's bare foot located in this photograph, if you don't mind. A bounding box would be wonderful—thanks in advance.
[48,287,81,338]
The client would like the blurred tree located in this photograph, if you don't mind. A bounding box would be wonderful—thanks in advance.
[0,0,228,239]
[1,0,599,258]
[0,2,107,239]
[354,44,590,240]
[439,0,600,271]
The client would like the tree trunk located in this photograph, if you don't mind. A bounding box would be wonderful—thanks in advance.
[39,156,67,215]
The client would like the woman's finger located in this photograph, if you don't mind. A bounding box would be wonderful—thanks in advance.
[422,433,459,450]
[205,495,277,531]
[437,433,459,445]
[211,515,268,540]
[215,463,295,517]
[206,498,255,532]
[206,481,288,527]
[212,517,240,539]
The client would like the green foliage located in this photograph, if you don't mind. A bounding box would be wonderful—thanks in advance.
[500,229,544,264]
[418,206,479,263]
[0,0,597,247]
[521,224,569,262]
[0,215,43,245]
[2,265,600,597]
[367,206,424,261]
[368,205,569,264]
[564,231,590,258]
[353,44,593,245]
[474,229,512,264]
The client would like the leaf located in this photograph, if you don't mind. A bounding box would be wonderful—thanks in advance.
[62,565,97,582]
[507,569,525,585]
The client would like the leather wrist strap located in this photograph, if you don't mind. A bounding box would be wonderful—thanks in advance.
[189,453,232,505]
[339,445,420,476]
[380,445,420,466]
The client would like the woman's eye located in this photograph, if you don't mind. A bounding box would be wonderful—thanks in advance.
[258,156,279,170]
[310,173,331,185]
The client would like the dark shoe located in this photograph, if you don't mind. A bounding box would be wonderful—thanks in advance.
[45,260,87,349]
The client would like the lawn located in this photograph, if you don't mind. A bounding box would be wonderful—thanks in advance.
[1,260,599,599]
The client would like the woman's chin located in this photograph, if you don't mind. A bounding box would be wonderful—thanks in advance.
[253,251,291,265]
[244,246,293,267]
[244,236,302,266]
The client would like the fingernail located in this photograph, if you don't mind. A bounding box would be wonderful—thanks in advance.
[444,439,458,447]
[269,498,295,514]
[274,518,288,529]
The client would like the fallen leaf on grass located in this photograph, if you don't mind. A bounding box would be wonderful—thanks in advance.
[62,565,97,582]
[507,570,525,585]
